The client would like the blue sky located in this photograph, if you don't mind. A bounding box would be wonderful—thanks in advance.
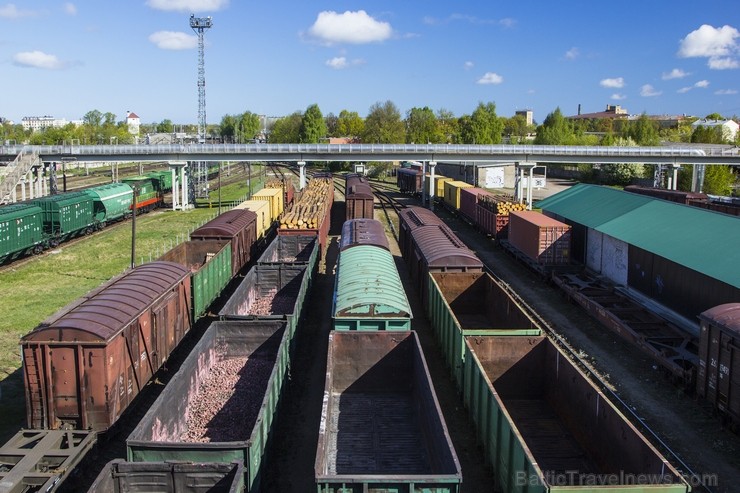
[2,0,739,126]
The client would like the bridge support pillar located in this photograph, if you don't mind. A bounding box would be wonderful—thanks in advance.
[298,161,306,190]
[669,164,681,190]
[515,162,536,210]
[169,161,190,210]
[428,161,437,211]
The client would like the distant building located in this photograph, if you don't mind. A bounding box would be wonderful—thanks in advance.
[126,111,141,136]
[691,119,739,141]
[21,115,81,131]
[568,104,629,120]
[515,109,533,126]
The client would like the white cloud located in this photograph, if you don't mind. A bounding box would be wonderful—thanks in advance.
[678,24,739,70]
[423,14,514,28]
[149,31,198,50]
[564,47,579,60]
[477,72,503,85]
[640,84,662,97]
[600,77,624,88]
[0,3,39,18]
[12,51,66,69]
[325,57,364,69]
[662,68,689,80]
[611,93,626,100]
[677,86,692,94]
[715,89,738,95]
[307,10,392,45]
[146,0,228,12]
[464,61,474,70]
[708,56,739,69]
[64,3,77,15]
[694,80,710,88]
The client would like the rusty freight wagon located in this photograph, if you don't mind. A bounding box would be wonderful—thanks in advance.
[396,167,423,194]
[315,331,462,492]
[190,209,258,277]
[21,261,192,431]
[462,335,690,492]
[344,173,375,220]
[256,234,318,267]
[397,206,444,263]
[504,210,571,267]
[127,320,290,493]
[697,303,740,424]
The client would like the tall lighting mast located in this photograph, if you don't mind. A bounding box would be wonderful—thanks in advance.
[190,14,212,199]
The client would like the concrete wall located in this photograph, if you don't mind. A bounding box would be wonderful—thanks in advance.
[586,229,628,286]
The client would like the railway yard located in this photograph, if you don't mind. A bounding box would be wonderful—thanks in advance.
[0,164,738,492]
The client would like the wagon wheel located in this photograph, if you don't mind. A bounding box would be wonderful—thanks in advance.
[33,245,43,255]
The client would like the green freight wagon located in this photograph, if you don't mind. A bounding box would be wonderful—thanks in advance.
[332,244,412,331]
[30,192,96,242]
[462,335,690,493]
[84,182,134,224]
[0,204,46,263]
[218,262,314,345]
[158,239,232,319]
[315,331,462,492]
[89,459,245,493]
[427,271,541,389]
[127,321,290,493]
[146,170,174,193]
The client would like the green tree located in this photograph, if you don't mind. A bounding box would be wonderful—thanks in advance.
[534,107,575,144]
[459,102,503,144]
[405,106,443,144]
[624,113,660,146]
[703,165,736,195]
[238,111,261,141]
[436,108,459,143]
[336,110,365,141]
[325,112,338,137]
[156,119,174,133]
[219,114,238,141]
[705,112,724,120]
[362,101,405,143]
[691,125,727,144]
[299,104,326,143]
[503,114,534,144]
[82,110,103,127]
[268,112,302,143]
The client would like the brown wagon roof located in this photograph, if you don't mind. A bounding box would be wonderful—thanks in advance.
[340,218,389,251]
[699,303,740,332]
[399,206,444,229]
[190,209,257,239]
[411,224,482,268]
[23,261,189,342]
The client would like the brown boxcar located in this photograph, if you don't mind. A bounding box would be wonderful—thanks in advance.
[344,173,375,220]
[397,206,444,262]
[339,218,389,252]
[623,185,708,205]
[408,224,483,308]
[697,303,740,423]
[21,261,192,431]
[396,167,423,194]
[190,209,257,276]
[507,210,571,265]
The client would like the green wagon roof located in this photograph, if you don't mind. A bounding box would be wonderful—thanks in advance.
[84,182,134,200]
[0,203,43,220]
[536,183,740,288]
[333,245,412,318]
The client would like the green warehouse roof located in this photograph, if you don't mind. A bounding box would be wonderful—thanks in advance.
[536,184,740,288]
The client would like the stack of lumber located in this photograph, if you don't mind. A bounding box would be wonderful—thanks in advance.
[479,194,527,215]
[279,178,331,230]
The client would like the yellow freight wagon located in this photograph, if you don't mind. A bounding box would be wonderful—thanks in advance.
[433,176,453,200]
[252,188,283,223]
[233,199,272,239]
[443,180,473,210]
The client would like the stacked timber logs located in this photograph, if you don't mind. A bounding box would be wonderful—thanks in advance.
[479,194,527,216]
[265,178,284,189]
[279,178,332,230]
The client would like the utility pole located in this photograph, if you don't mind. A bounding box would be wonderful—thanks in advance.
[190,14,213,200]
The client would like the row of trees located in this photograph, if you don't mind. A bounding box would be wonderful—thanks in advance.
[3,103,738,148]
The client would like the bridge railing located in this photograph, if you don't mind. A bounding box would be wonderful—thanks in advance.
[0,143,737,159]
